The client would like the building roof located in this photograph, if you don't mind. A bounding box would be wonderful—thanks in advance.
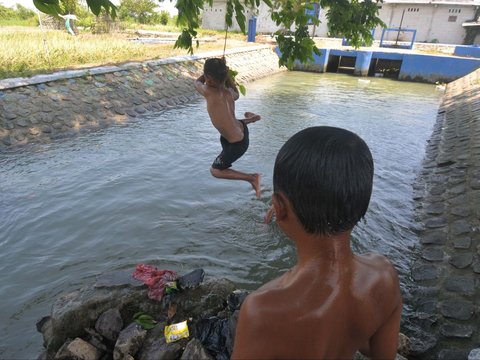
[384,0,480,5]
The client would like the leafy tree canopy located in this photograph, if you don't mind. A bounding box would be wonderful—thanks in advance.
[119,0,160,24]
[33,0,384,68]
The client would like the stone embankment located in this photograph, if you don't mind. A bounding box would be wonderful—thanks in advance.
[0,45,285,149]
[409,68,480,359]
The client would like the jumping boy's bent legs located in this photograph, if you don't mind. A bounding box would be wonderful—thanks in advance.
[210,167,261,198]
[243,112,261,124]
[211,123,261,198]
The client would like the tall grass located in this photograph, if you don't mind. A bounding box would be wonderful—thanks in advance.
[0,17,37,26]
[0,27,250,80]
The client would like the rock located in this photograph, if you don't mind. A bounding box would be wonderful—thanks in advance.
[440,298,474,320]
[55,338,103,360]
[38,273,235,357]
[113,322,147,360]
[96,308,123,342]
[180,338,213,360]
[444,276,475,295]
[425,202,444,215]
[450,220,471,235]
[425,217,447,228]
[38,285,148,355]
[84,328,109,353]
[449,253,473,269]
[421,247,444,262]
[420,230,447,245]
[411,262,440,281]
[397,333,410,358]
[453,236,472,249]
[440,323,474,338]
[226,290,249,312]
[438,348,469,360]
[169,278,236,320]
[138,323,187,360]
[178,269,205,290]
[409,333,437,357]
[469,348,480,360]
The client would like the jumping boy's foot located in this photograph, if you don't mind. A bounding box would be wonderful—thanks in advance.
[264,205,275,224]
[244,112,261,124]
[250,173,261,198]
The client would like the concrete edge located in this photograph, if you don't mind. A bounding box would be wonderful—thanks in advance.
[0,45,273,91]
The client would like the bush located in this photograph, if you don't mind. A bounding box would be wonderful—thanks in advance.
[160,11,169,25]
[0,4,37,26]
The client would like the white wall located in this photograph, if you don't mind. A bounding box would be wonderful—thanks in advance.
[201,1,477,45]
[375,3,475,44]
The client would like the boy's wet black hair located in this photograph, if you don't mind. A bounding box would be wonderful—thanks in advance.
[273,126,374,235]
[204,58,228,83]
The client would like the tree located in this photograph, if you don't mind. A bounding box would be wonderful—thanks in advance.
[33,0,384,68]
[119,0,159,24]
[60,0,77,14]
[16,4,36,19]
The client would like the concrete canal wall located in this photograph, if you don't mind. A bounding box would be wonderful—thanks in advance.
[293,47,480,83]
[408,68,480,359]
[0,45,285,149]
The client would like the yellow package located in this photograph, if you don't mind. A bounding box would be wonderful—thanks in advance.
[164,321,189,343]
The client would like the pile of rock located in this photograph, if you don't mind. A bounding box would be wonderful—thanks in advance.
[37,268,247,360]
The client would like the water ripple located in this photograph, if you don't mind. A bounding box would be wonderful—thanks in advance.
[0,72,440,358]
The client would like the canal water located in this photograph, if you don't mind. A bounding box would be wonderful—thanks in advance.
[0,72,441,358]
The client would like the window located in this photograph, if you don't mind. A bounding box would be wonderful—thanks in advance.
[449,8,461,13]
[448,15,457,22]
[408,7,419,12]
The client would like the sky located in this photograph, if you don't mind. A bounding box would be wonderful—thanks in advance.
[0,0,178,15]
[0,0,36,9]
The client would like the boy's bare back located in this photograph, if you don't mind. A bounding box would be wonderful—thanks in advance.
[234,250,401,359]
[232,126,402,359]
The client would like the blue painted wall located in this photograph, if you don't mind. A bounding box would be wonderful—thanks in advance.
[399,54,480,82]
[454,45,480,59]
[284,47,480,83]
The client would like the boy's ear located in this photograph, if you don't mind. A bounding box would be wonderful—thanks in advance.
[272,193,288,221]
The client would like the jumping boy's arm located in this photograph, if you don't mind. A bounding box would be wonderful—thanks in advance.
[225,72,239,101]
[194,75,207,96]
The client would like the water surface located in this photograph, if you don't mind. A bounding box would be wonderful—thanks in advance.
[0,72,441,358]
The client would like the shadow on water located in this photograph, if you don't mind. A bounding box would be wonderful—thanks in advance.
[0,71,441,358]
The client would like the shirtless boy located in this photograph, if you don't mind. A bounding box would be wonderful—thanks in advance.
[194,58,261,197]
[233,126,402,359]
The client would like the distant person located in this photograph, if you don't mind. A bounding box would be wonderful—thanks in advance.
[60,14,76,36]
[233,126,402,359]
[195,58,261,198]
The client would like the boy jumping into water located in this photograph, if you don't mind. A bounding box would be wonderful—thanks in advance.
[233,126,402,359]
[195,58,261,197]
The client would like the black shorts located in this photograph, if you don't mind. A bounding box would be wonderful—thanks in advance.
[212,122,249,170]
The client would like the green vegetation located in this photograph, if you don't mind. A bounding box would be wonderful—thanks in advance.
[0,26,249,80]
[0,4,37,26]
[119,0,164,25]
[33,0,385,68]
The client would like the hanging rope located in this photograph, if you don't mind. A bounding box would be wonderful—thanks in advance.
[36,10,51,67]
[222,27,228,58]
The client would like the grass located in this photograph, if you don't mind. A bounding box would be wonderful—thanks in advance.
[0,26,253,80]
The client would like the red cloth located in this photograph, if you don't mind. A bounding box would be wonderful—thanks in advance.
[133,264,178,301]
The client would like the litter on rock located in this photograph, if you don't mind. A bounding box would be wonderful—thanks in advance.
[164,320,190,343]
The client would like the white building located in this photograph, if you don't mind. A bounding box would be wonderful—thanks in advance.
[201,0,480,45]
